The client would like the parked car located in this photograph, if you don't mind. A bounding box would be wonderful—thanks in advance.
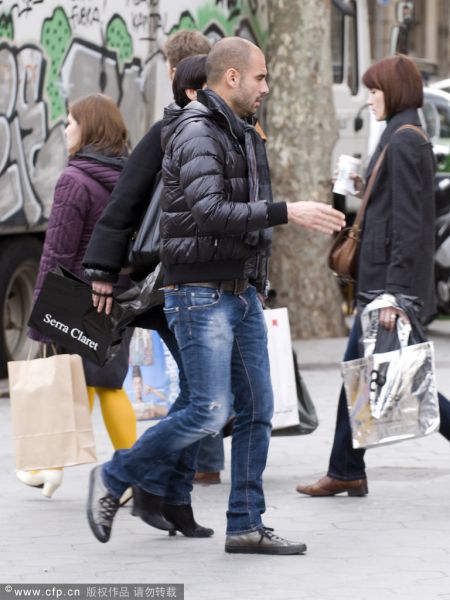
[422,87,450,174]
[430,78,450,95]
[418,88,450,313]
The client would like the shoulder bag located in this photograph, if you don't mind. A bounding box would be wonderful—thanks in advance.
[125,170,163,274]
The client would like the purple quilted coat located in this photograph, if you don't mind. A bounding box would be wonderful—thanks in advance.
[29,150,132,388]
[33,152,126,299]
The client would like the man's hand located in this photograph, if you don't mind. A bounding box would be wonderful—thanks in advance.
[287,201,346,234]
[92,281,114,315]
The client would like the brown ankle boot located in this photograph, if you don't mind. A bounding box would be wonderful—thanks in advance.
[296,475,368,497]
[193,471,221,485]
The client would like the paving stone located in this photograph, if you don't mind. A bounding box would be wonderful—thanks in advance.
[1,323,450,599]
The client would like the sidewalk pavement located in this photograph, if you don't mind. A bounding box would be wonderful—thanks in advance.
[1,321,450,600]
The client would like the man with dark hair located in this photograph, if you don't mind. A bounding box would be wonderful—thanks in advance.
[86,37,345,555]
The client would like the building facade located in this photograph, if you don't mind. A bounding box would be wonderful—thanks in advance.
[368,0,450,79]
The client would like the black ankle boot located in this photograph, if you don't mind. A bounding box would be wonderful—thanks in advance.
[163,503,214,538]
[131,486,175,532]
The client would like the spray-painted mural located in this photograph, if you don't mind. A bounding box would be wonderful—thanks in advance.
[0,0,267,232]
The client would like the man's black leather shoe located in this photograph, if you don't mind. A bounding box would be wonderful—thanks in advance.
[225,527,307,555]
[86,466,120,543]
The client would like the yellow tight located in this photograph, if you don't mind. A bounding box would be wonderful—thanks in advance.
[87,386,137,450]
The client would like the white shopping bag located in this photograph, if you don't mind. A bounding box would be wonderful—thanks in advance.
[264,308,300,430]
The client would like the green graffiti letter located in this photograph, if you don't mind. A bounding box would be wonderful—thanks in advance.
[41,7,72,121]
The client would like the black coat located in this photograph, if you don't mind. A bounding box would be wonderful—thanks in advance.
[82,121,167,331]
[357,108,436,321]
[83,120,163,275]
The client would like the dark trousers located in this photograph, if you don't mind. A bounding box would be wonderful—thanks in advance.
[132,305,201,503]
[327,317,450,481]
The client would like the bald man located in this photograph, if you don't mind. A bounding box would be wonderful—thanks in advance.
[87,37,345,555]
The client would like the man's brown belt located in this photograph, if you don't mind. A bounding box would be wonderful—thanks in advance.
[165,279,249,295]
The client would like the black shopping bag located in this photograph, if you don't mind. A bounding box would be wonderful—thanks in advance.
[271,350,319,437]
[28,267,132,366]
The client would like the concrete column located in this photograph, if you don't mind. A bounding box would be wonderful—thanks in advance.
[425,0,439,63]
[371,0,397,58]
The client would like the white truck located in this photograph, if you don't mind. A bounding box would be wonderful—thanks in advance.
[0,0,374,375]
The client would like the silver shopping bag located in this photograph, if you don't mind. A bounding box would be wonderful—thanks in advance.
[342,295,440,449]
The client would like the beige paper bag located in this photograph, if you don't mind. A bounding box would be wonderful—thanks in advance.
[8,354,97,469]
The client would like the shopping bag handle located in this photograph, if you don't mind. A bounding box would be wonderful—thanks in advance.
[361,294,412,356]
[26,341,57,361]
[54,265,89,286]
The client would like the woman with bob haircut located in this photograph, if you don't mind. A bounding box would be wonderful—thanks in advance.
[169,54,226,485]
[296,54,450,497]
[17,94,137,498]
[172,54,208,108]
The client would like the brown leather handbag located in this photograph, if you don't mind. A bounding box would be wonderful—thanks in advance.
[327,125,428,281]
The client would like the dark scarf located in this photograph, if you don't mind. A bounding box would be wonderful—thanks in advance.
[198,89,273,248]
[74,145,128,170]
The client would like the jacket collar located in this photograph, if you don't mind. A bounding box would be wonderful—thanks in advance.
[378,108,422,147]
[197,89,255,143]
[161,101,209,149]
[68,155,124,191]
[366,108,422,178]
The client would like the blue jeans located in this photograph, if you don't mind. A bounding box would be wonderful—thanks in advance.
[328,316,450,481]
[103,284,273,534]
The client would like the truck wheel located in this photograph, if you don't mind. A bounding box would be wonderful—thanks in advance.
[0,237,42,378]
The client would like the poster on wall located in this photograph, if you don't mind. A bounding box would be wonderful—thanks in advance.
[123,329,179,421]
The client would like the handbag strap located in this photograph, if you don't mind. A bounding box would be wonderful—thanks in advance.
[351,124,429,233]
[398,123,429,143]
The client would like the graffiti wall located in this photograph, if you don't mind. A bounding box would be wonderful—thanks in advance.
[0,0,267,233]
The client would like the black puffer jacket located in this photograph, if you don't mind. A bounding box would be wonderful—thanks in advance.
[160,90,287,288]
